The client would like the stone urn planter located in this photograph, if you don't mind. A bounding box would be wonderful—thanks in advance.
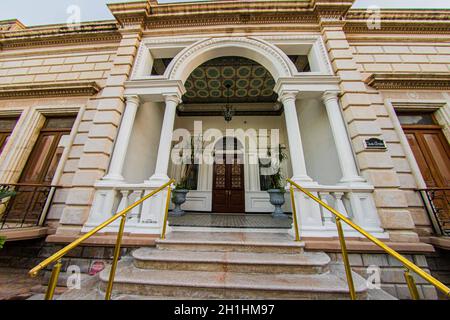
[267,189,288,219]
[170,189,189,216]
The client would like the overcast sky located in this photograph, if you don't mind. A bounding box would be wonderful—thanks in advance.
[0,0,449,26]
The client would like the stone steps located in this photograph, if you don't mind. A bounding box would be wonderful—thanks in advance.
[50,231,397,300]
[99,260,369,300]
[133,247,330,274]
[155,231,304,253]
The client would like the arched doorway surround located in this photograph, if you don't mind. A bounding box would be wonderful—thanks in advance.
[166,37,296,84]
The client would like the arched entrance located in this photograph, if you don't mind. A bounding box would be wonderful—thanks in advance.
[212,137,245,213]
[170,54,287,215]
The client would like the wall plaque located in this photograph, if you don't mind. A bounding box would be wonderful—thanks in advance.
[364,138,387,150]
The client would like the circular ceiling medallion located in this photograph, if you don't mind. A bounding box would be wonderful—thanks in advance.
[197,90,209,98]
[236,89,247,97]
[185,91,196,98]
[262,88,274,96]
[184,80,193,89]
[209,79,221,89]
[222,66,236,78]
[237,66,251,77]
[248,89,261,97]
[194,79,207,89]
[206,67,220,78]
[210,90,221,98]
[250,79,263,88]
[252,66,266,77]
[222,79,234,88]
[192,68,205,79]
[264,78,275,87]
[223,88,234,97]
[236,79,249,88]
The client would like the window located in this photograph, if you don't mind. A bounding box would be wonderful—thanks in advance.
[397,112,436,125]
[19,116,76,184]
[0,117,18,154]
[151,58,173,76]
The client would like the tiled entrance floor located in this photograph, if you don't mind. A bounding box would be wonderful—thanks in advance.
[169,213,292,228]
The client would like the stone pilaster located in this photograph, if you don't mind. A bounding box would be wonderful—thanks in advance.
[318,17,419,242]
[58,21,145,232]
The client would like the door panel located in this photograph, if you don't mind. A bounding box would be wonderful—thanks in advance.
[405,128,450,188]
[404,126,450,232]
[405,131,437,187]
[212,160,245,213]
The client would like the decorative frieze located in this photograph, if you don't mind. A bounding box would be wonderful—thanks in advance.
[0,81,101,99]
[366,73,450,90]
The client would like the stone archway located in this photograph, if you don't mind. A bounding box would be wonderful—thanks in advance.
[166,37,296,84]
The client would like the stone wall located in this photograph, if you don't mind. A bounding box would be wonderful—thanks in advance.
[350,43,450,74]
[329,252,439,300]
[0,44,116,86]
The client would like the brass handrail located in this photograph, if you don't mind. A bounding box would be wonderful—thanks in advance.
[29,179,175,300]
[287,178,450,300]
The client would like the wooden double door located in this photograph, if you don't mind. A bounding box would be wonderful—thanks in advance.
[403,119,450,232]
[6,117,75,224]
[212,158,245,213]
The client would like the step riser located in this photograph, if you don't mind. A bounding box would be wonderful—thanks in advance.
[156,243,304,254]
[133,260,329,274]
[100,281,366,300]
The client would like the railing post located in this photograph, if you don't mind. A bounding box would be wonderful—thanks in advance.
[289,184,300,241]
[336,217,356,300]
[44,259,62,300]
[161,184,172,240]
[404,269,420,300]
[105,214,126,300]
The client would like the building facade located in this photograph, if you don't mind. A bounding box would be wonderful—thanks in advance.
[0,1,449,299]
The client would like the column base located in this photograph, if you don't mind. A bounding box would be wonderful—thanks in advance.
[289,175,319,188]
[102,173,125,182]
[338,176,370,188]
[146,174,170,187]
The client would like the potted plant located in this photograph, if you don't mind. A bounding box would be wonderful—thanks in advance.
[266,145,288,219]
[170,137,199,216]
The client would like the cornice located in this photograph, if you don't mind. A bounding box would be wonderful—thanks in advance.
[0,81,101,100]
[108,1,150,30]
[366,73,450,90]
[0,22,120,49]
[345,9,450,34]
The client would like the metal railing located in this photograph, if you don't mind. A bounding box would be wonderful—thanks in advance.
[28,179,174,300]
[0,183,56,230]
[417,187,450,236]
[287,178,450,300]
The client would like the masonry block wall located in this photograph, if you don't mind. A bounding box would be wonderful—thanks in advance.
[320,20,420,243]
[0,27,121,231]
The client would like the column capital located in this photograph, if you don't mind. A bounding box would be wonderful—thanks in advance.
[125,95,141,106]
[163,94,182,105]
[322,91,340,104]
[279,91,298,104]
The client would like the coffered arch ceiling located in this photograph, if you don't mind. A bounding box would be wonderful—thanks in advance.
[182,56,278,105]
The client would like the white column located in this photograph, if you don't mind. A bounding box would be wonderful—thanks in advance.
[280,92,313,183]
[322,91,365,184]
[103,95,140,181]
[148,94,180,185]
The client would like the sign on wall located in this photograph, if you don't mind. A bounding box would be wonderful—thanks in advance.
[364,138,387,150]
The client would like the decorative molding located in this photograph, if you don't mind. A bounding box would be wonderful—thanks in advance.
[345,9,450,34]
[168,37,294,81]
[0,22,120,49]
[366,73,450,90]
[0,81,101,99]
